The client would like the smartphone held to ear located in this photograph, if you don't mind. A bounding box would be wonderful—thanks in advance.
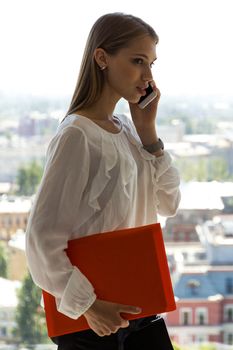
[138,84,157,109]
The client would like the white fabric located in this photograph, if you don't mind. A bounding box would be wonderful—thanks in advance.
[25,113,181,320]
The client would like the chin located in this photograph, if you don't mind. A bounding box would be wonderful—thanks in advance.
[126,96,141,104]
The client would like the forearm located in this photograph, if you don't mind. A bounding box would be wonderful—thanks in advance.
[135,123,164,157]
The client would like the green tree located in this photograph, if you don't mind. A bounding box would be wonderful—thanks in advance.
[175,157,232,182]
[14,272,49,346]
[172,342,217,350]
[0,242,8,278]
[207,157,229,181]
[16,160,43,196]
[199,344,216,350]
[175,158,208,182]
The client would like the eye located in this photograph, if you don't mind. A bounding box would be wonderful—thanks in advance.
[133,58,144,65]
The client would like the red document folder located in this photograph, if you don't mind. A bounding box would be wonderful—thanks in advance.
[42,223,176,337]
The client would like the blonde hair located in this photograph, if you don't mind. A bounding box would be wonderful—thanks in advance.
[64,12,159,120]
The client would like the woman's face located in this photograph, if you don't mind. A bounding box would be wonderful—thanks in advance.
[105,35,157,103]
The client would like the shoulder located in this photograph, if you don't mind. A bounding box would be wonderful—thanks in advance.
[46,118,89,158]
[58,114,104,142]
[57,114,90,135]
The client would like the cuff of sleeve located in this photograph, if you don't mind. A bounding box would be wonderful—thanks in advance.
[56,266,97,319]
[151,151,173,179]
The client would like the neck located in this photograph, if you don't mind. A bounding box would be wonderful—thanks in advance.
[76,84,121,121]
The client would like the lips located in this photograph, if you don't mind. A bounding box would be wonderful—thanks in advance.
[136,87,147,95]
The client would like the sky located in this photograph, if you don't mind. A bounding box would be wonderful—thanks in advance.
[0,0,233,97]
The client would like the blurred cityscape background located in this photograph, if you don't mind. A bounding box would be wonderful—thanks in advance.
[0,92,233,350]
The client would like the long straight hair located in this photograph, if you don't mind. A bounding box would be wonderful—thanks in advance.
[63,13,159,121]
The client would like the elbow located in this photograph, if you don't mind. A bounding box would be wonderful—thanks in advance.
[158,190,181,217]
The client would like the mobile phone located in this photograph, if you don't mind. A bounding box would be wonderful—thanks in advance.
[138,84,157,109]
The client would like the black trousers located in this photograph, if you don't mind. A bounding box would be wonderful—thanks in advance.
[51,315,174,350]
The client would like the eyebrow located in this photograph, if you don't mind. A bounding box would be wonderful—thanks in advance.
[132,53,157,62]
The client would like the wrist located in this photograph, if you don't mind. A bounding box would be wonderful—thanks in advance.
[151,149,164,157]
[143,138,164,154]
[137,130,158,146]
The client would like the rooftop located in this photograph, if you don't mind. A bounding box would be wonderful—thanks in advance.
[178,181,233,210]
[174,268,233,299]
[0,278,21,307]
[8,229,25,251]
[0,195,32,213]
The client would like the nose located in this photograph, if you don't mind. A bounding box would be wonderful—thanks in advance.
[142,65,153,82]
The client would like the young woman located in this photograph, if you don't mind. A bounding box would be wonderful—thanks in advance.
[26,12,181,350]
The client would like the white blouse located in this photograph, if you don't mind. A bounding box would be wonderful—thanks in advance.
[25,113,181,320]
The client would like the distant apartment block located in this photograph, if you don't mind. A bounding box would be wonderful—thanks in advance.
[164,181,233,242]
[0,196,31,240]
[18,113,58,137]
[166,215,233,346]
[7,230,27,281]
[0,278,21,343]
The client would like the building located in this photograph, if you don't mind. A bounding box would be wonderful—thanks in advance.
[166,215,233,346]
[0,278,21,343]
[166,267,233,345]
[7,230,27,281]
[167,132,233,178]
[18,113,58,138]
[0,196,31,240]
[164,181,233,242]
[0,183,13,196]
[157,120,185,143]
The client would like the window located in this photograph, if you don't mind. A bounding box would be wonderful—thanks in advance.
[8,216,12,226]
[224,305,233,322]
[0,327,7,336]
[224,333,233,345]
[187,279,200,296]
[228,334,233,345]
[222,196,233,213]
[227,308,233,322]
[195,334,208,343]
[178,232,185,241]
[195,307,208,325]
[226,278,233,294]
[180,308,192,325]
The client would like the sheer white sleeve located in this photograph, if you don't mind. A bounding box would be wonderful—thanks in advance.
[119,114,181,217]
[26,126,96,319]
[151,151,181,217]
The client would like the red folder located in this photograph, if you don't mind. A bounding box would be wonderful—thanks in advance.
[42,223,176,337]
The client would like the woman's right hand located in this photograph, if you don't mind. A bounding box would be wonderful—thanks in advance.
[83,299,142,336]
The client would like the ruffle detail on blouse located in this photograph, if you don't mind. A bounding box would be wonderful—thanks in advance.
[87,134,134,211]
[101,152,136,228]
[88,136,118,211]
[86,133,136,230]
